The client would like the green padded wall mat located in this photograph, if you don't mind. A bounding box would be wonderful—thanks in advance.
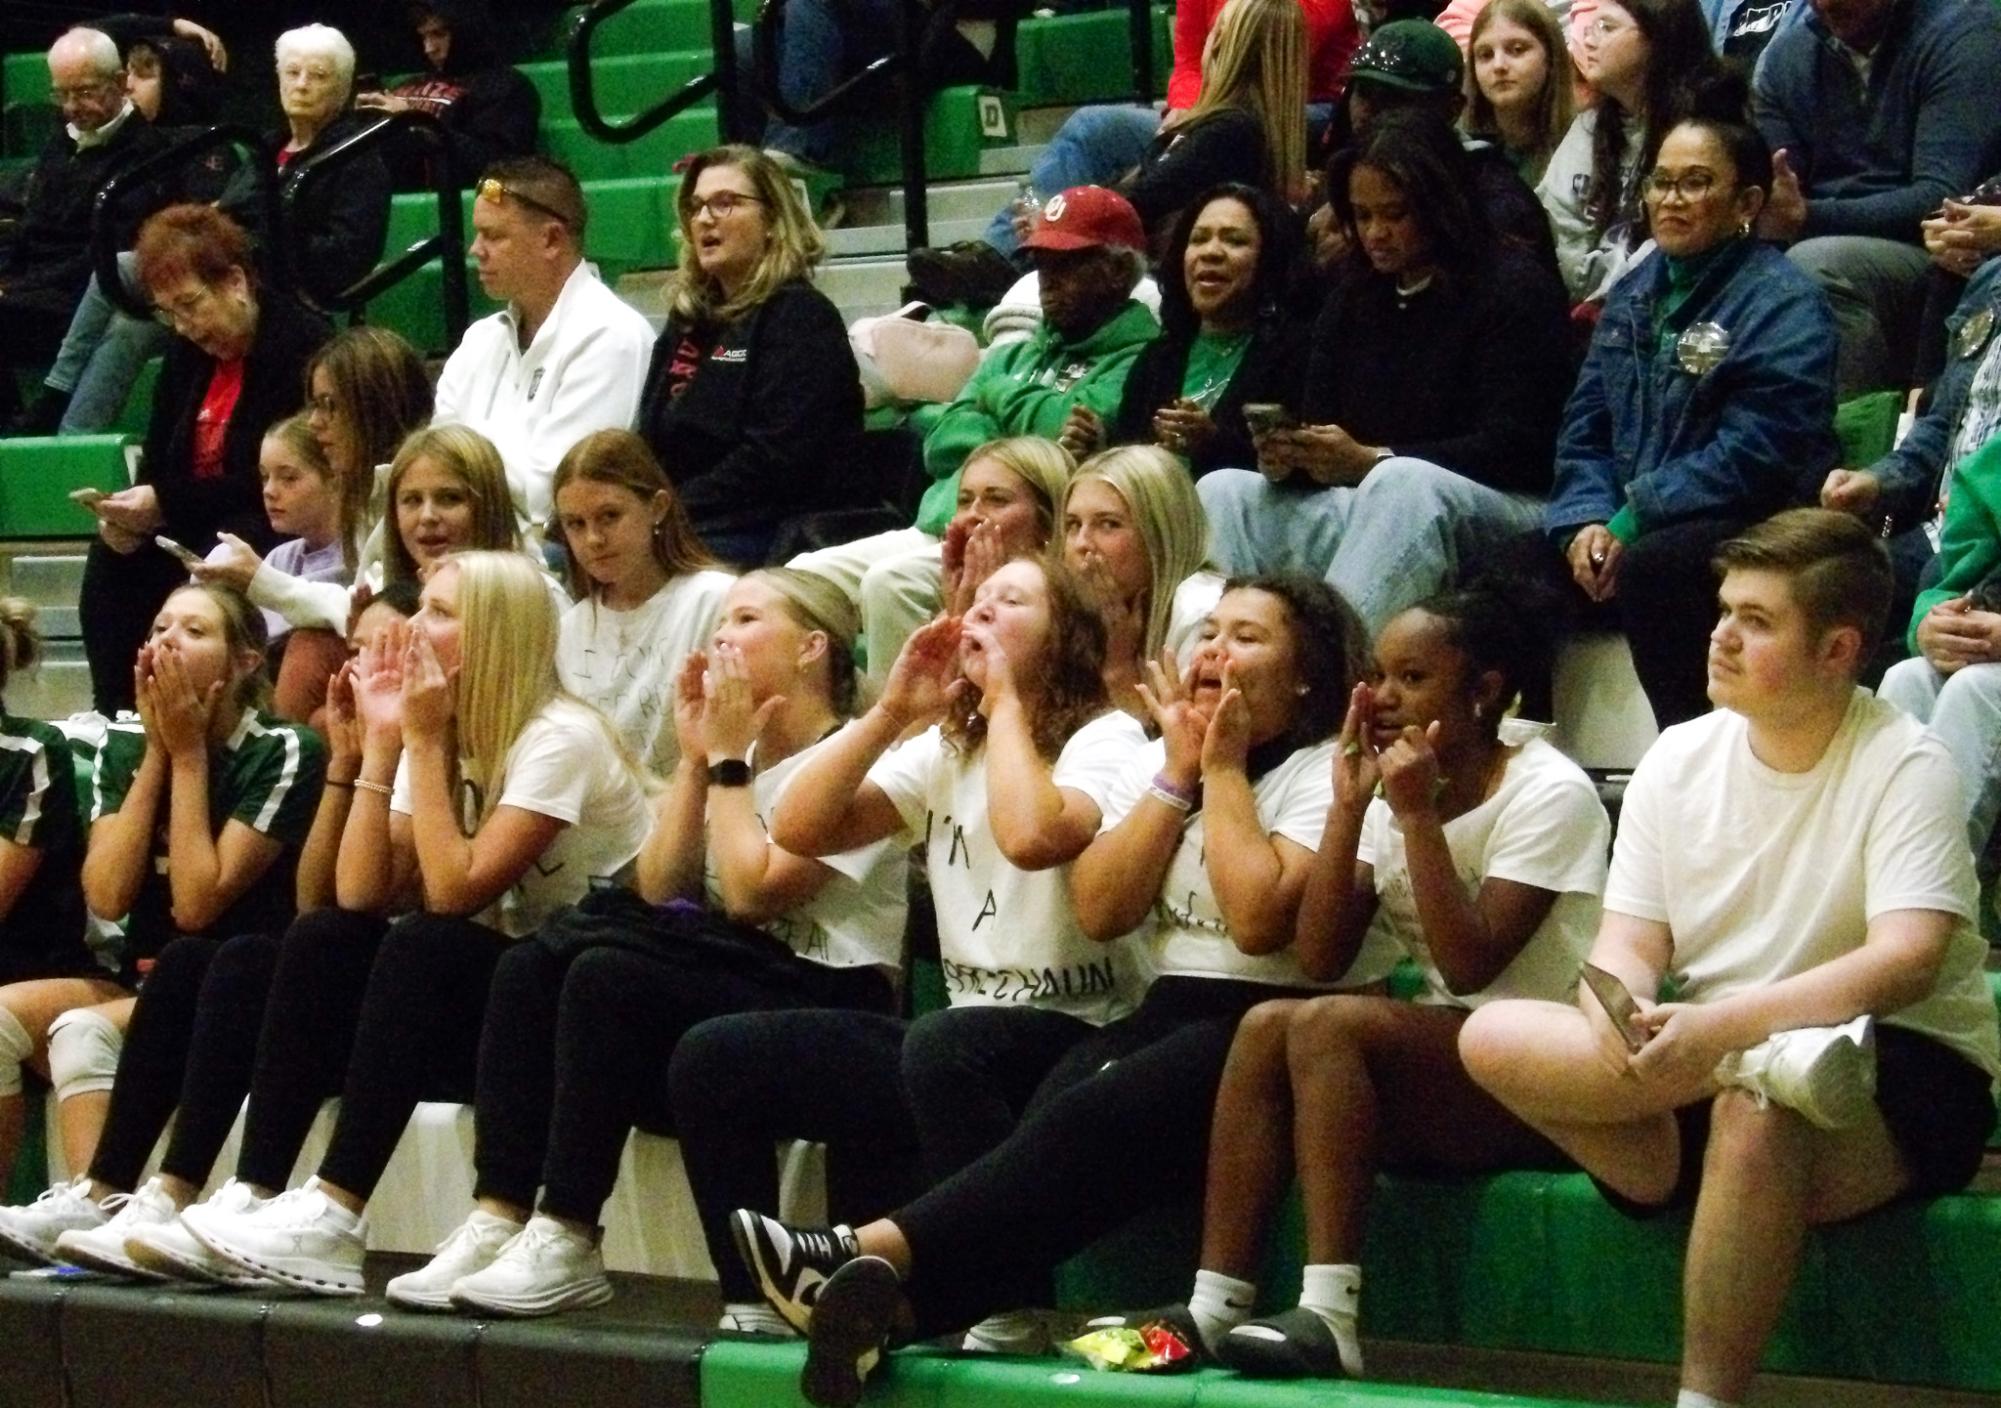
[701,1340,1634,1408]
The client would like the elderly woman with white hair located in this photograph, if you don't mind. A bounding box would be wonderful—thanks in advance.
[216,23,391,302]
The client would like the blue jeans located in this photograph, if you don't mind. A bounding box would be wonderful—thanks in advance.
[1878,655,2001,861]
[981,104,1159,256]
[45,252,168,434]
[1198,459,1546,633]
[737,0,899,166]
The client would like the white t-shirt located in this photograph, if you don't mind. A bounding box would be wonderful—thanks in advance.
[1606,689,2001,1079]
[391,698,653,938]
[864,709,1147,1023]
[556,570,737,776]
[1356,736,1609,1009]
[705,736,909,974]
[1098,737,1351,988]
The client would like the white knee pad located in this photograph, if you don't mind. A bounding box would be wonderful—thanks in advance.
[0,1006,31,1099]
[46,1008,122,1102]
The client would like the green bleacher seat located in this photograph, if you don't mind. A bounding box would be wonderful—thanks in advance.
[541,110,723,182]
[0,435,132,538]
[518,51,712,117]
[550,0,736,60]
[1011,8,1174,108]
[701,1337,1638,1408]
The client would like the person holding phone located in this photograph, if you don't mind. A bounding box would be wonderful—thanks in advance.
[1462,510,2000,1408]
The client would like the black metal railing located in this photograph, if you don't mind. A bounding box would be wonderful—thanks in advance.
[568,0,746,144]
[1127,0,1156,105]
[284,110,470,345]
[92,124,278,321]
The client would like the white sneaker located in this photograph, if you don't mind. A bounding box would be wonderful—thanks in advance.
[962,1309,1050,1354]
[448,1214,612,1317]
[186,1177,367,1296]
[1716,1016,1877,1130]
[127,1180,276,1287]
[386,1208,522,1311]
[54,1177,178,1279]
[0,1178,107,1266]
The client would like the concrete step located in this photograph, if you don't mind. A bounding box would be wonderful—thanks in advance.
[814,255,918,324]
[9,640,90,724]
[3,553,86,641]
[825,215,992,258]
[843,177,1021,228]
[978,142,1048,176]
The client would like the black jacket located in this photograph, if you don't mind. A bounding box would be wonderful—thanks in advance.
[220,111,393,303]
[384,0,541,188]
[638,279,863,542]
[1126,108,1270,239]
[0,110,168,305]
[1112,310,1310,477]
[141,290,333,551]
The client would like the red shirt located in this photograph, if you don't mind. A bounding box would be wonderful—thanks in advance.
[191,358,245,481]
[1169,0,1360,107]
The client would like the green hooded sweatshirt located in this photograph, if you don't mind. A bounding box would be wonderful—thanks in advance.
[914,299,1159,535]
[1909,432,2001,653]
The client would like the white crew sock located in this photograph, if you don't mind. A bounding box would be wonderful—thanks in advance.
[1675,1392,1735,1408]
[1298,1263,1364,1376]
[720,1301,795,1336]
[1188,1268,1258,1354]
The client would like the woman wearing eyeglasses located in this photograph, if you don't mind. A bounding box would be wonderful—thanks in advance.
[636,145,863,567]
[1546,94,1839,729]
[77,204,333,716]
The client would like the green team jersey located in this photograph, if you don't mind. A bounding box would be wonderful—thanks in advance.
[0,712,88,980]
[91,708,326,964]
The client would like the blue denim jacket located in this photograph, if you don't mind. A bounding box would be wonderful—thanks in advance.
[1870,257,2001,528]
[1545,240,1839,543]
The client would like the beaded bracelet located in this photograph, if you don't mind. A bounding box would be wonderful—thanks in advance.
[1148,771,1197,812]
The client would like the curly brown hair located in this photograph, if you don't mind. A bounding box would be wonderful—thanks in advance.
[940,553,1110,761]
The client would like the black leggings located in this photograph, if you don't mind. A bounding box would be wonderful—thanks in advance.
[669,1008,923,1304]
[1609,515,1752,730]
[899,1005,1097,1187]
[893,977,1305,1336]
[87,932,278,1193]
[503,942,892,1223]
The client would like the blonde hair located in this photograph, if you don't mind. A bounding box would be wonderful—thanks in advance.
[1188,0,1308,203]
[444,551,639,824]
[1065,446,1210,659]
[669,145,826,328]
[263,412,333,481]
[742,568,861,716]
[965,437,1075,538]
[0,597,42,693]
[549,429,723,599]
[383,426,520,587]
[1464,0,1575,178]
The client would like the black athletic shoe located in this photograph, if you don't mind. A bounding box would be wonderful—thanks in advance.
[801,1255,909,1408]
[1215,1305,1353,1378]
[729,1210,860,1333]
[1079,1303,1212,1367]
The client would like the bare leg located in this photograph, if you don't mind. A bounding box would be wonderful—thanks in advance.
[1459,998,1712,1205]
[1197,999,1303,1277]
[853,1219,912,1273]
[0,981,129,1193]
[1680,1090,1908,1403]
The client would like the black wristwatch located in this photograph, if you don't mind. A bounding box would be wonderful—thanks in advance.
[707,758,752,787]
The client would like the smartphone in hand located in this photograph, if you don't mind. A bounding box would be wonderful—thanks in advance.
[155,536,206,569]
[1580,962,1647,1054]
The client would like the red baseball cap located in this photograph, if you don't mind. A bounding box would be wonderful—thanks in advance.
[1021,186,1147,253]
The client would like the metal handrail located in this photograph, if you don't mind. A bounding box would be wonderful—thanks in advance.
[1127,0,1156,104]
[568,0,744,144]
[283,110,469,345]
[91,124,278,321]
[752,0,931,247]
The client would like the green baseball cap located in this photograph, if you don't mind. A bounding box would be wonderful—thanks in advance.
[1348,20,1464,94]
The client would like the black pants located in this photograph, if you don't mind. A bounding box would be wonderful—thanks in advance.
[899,1005,1097,1188]
[893,977,1304,1336]
[0,291,73,417]
[81,541,188,715]
[668,1008,923,1304]
[509,939,892,1224]
[1605,515,1751,731]
[314,912,508,1200]
[87,932,277,1193]
[233,909,390,1191]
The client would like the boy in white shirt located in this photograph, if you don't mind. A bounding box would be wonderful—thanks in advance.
[1460,508,2000,1408]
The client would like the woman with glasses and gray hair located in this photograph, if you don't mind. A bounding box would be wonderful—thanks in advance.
[636,145,862,567]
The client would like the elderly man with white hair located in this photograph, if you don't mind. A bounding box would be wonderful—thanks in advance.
[0,27,169,418]
[216,23,391,304]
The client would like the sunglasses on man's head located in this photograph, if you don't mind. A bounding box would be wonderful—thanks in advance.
[476,177,575,229]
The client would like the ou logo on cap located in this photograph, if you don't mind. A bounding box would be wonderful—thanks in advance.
[1043,194,1067,222]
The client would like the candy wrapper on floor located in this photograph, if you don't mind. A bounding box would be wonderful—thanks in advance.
[1061,1322,1195,1373]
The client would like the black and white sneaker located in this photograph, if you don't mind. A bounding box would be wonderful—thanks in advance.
[1216,1305,1354,1378]
[728,1210,860,1333]
[801,1255,909,1408]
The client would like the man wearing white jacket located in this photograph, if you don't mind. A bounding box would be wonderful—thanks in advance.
[433,156,654,537]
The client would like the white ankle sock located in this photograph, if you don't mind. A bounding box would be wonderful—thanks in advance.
[1189,1268,1257,1353]
[1298,1264,1364,1376]
[1675,1392,1734,1408]
[720,1301,794,1336]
